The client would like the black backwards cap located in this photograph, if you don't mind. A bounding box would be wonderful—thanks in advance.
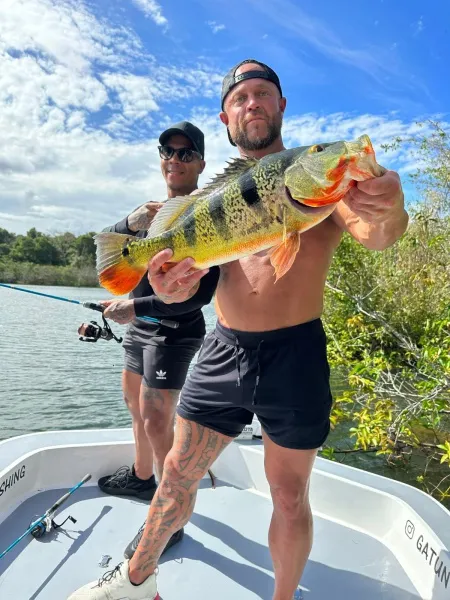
[159,121,205,159]
[221,58,283,146]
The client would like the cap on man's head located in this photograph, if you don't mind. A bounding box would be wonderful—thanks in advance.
[221,58,282,110]
[159,121,205,159]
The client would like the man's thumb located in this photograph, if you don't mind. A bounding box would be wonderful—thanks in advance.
[99,299,113,306]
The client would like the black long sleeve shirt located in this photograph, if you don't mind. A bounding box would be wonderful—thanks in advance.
[103,216,220,339]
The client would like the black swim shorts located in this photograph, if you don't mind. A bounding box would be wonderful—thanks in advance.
[177,319,333,449]
[122,326,203,390]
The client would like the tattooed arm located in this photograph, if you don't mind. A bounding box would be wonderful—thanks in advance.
[127,202,164,232]
[102,202,164,235]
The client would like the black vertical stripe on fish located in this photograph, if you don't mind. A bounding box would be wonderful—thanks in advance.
[182,203,196,247]
[209,197,233,241]
[239,171,261,207]
[162,231,175,252]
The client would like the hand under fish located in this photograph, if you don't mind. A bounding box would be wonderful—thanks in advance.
[95,135,385,296]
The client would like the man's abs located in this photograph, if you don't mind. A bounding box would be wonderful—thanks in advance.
[215,218,342,332]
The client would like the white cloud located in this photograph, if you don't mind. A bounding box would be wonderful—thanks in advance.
[102,72,159,119]
[0,0,437,237]
[131,0,168,28]
[0,0,144,70]
[412,16,424,35]
[207,21,226,34]
[281,112,433,178]
[0,0,227,234]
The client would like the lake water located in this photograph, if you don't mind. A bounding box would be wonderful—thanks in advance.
[0,284,446,508]
[1,284,342,441]
[0,285,215,440]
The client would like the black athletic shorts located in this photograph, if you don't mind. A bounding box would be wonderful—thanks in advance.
[122,326,203,390]
[177,319,333,449]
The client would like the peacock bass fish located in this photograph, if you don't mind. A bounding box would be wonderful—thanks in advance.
[95,134,385,296]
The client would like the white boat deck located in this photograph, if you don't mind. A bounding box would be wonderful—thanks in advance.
[0,429,449,600]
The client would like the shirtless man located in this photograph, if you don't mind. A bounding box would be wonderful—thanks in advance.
[69,59,408,600]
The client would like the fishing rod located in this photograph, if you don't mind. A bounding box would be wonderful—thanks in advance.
[0,284,179,335]
[0,474,91,559]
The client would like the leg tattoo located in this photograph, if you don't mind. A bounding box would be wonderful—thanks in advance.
[128,417,232,582]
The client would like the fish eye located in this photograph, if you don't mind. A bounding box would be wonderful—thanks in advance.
[309,144,325,153]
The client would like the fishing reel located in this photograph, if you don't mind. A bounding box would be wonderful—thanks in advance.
[78,315,122,344]
[29,515,77,539]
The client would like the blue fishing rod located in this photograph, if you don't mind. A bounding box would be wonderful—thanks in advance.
[0,474,91,559]
[0,284,179,335]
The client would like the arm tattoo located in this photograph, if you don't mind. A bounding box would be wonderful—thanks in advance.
[134,213,152,230]
[128,204,157,232]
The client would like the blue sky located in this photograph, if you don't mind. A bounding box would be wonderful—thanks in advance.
[0,0,448,234]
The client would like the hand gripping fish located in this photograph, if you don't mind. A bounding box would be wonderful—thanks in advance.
[95,135,385,295]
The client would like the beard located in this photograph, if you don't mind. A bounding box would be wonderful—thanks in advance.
[231,111,283,151]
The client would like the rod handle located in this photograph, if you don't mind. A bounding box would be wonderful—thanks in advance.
[82,302,105,313]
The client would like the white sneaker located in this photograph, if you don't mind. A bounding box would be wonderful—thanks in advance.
[67,560,159,599]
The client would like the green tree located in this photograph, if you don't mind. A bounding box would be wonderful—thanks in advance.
[72,232,96,267]
[9,235,37,263]
[53,232,77,266]
[0,227,98,286]
[0,228,16,245]
[33,236,61,265]
[27,227,41,239]
[322,120,450,504]
[9,230,61,265]
[0,228,15,258]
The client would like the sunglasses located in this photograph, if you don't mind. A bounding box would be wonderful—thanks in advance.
[158,145,202,163]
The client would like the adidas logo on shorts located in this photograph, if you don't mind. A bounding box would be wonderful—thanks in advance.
[156,370,167,380]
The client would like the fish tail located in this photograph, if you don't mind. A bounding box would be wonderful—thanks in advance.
[94,232,147,296]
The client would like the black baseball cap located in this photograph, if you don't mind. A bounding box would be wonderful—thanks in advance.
[221,58,283,146]
[159,121,205,159]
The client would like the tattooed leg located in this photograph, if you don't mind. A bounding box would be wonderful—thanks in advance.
[128,416,232,584]
[140,385,180,480]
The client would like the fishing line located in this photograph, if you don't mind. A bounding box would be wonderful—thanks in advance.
[0,283,178,329]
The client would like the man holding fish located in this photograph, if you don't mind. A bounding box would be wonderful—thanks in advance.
[69,59,408,600]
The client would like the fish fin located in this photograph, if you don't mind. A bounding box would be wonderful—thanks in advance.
[145,156,260,239]
[94,232,147,295]
[160,261,176,273]
[268,231,301,282]
[146,195,197,239]
[198,156,259,195]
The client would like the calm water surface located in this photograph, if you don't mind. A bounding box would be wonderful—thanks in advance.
[1,285,445,508]
[0,285,218,440]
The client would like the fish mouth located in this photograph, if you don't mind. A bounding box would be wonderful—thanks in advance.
[284,187,336,215]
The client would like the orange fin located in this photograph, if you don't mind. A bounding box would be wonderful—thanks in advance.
[95,232,147,295]
[268,231,301,282]
[99,262,145,296]
[160,261,177,273]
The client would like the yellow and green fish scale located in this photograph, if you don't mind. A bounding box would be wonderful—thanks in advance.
[126,146,343,269]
